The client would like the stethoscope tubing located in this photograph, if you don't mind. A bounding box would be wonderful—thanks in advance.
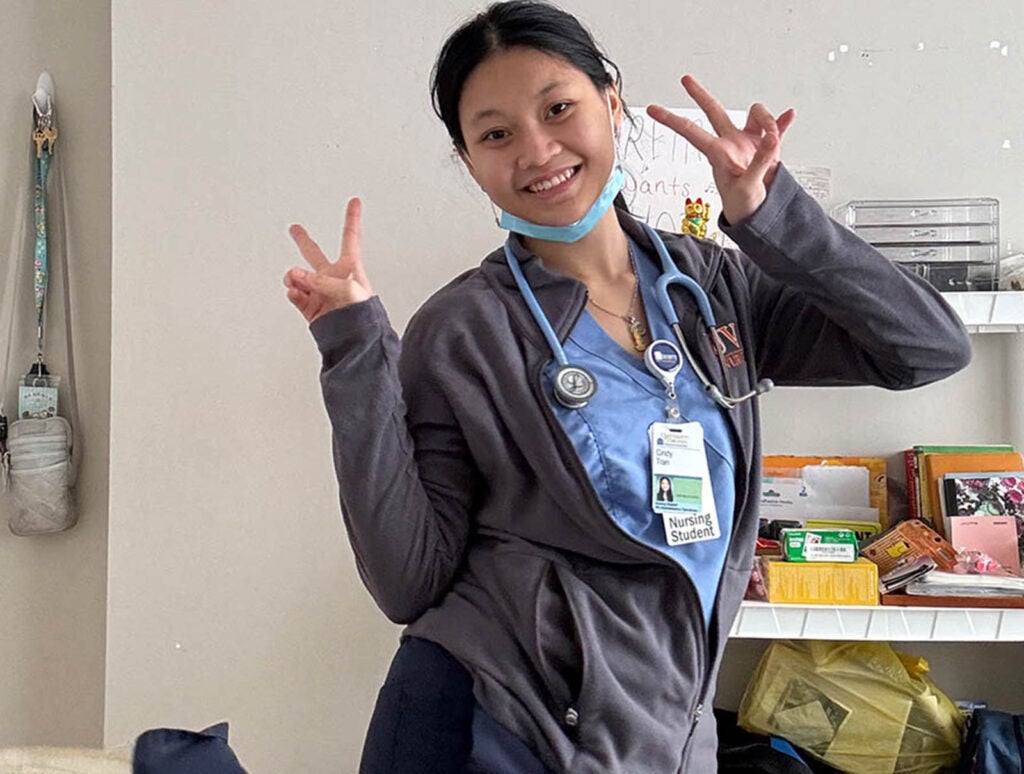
[643,223,717,329]
[503,239,572,368]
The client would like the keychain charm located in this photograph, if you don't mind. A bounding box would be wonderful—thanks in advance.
[32,125,58,158]
[19,360,60,419]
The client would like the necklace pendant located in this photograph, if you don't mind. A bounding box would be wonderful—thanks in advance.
[626,316,648,352]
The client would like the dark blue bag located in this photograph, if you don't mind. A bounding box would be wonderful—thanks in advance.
[959,709,1024,774]
[133,722,247,774]
[715,708,835,774]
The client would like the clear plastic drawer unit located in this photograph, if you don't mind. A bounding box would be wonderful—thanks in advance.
[834,198,1000,292]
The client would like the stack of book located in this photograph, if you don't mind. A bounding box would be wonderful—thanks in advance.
[905,444,1021,524]
[893,444,1024,602]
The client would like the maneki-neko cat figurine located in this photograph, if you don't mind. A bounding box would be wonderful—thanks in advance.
[681,197,711,239]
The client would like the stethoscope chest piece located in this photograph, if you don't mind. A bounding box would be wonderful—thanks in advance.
[553,364,598,409]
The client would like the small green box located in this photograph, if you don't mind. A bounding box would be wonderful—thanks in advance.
[781,528,858,563]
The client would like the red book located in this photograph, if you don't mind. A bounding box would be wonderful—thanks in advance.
[903,449,919,519]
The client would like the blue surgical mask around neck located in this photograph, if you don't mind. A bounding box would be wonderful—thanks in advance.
[494,95,625,244]
[497,164,625,243]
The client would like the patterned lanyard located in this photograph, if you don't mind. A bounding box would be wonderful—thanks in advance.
[0,85,56,456]
[32,88,58,363]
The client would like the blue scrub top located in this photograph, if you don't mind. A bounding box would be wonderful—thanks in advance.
[543,238,736,624]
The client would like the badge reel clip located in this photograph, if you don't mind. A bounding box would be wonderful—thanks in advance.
[644,339,684,422]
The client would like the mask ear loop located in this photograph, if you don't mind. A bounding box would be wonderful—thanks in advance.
[607,90,625,180]
[459,147,503,227]
[490,200,504,228]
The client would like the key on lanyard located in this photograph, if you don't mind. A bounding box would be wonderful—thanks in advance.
[644,339,683,421]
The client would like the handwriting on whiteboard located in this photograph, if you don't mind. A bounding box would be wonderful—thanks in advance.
[616,107,745,233]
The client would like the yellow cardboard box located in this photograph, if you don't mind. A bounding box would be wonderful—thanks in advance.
[766,557,879,606]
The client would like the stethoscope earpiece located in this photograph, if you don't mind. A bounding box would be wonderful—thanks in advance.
[706,378,774,410]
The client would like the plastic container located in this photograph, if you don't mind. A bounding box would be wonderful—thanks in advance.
[834,197,1000,292]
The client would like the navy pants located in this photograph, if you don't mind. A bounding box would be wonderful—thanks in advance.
[360,637,549,773]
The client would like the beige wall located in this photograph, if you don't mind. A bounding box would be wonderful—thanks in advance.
[0,0,1010,771]
[0,0,111,749]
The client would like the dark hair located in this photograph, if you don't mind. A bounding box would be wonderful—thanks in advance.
[430,0,626,153]
[657,476,674,502]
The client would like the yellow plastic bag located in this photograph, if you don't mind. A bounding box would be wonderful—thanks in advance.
[738,640,962,774]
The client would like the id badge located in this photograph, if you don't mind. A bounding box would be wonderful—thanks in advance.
[649,421,720,546]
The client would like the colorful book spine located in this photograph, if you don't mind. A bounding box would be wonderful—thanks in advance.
[903,449,919,519]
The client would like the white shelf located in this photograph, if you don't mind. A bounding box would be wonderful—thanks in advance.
[730,601,1024,642]
[943,291,1024,333]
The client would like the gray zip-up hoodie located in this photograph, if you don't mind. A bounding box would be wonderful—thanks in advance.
[310,166,971,772]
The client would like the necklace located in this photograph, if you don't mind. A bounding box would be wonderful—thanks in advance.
[586,246,649,352]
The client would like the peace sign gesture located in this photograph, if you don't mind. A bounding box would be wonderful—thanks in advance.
[284,197,373,323]
[647,76,796,226]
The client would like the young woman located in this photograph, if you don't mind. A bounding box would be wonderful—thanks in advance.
[284,2,971,771]
[657,477,675,504]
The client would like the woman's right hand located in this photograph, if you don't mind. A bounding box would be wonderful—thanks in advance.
[284,197,373,323]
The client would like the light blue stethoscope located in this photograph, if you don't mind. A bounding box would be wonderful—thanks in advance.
[502,222,773,411]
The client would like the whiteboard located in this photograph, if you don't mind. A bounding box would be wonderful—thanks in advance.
[616,106,745,235]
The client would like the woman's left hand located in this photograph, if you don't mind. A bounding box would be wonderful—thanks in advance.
[647,76,795,225]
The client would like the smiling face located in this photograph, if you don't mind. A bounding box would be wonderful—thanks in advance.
[457,46,622,228]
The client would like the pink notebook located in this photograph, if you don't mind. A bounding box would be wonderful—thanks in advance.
[949,517,1022,575]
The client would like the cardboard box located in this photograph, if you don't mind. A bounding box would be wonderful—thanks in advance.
[766,557,879,606]
[762,455,889,526]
